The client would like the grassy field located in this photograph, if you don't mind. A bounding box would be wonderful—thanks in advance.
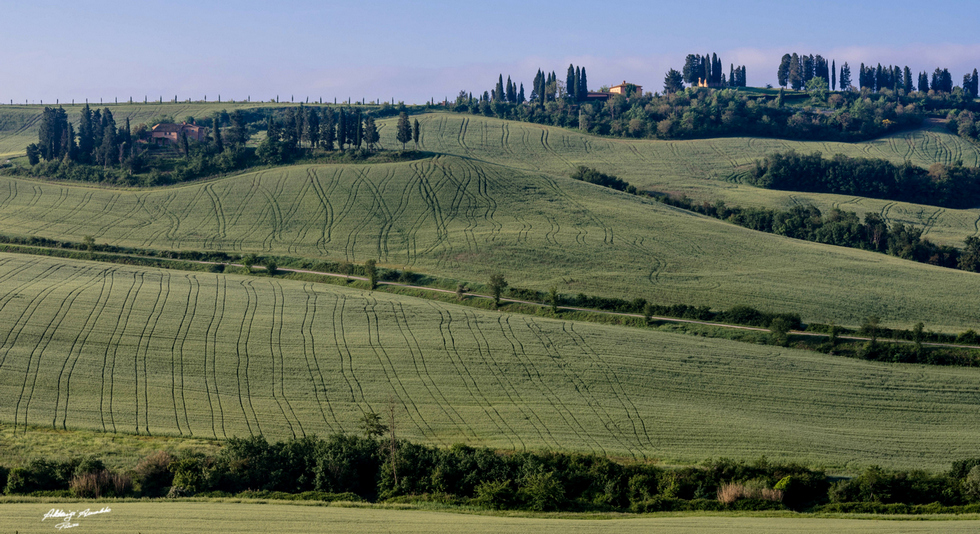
[2,144,980,330]
[401,113,980,247]
[2,253,980,470]
[3,502,980,533]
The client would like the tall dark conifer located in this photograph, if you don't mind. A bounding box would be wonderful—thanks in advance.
[579,68,588,96]
[566,64,575,100]
[904,66,913,93]
[840,62,851,91]
[777,54,791,88]
[77,104,95,162]
[831,60,836,90]
[494,74,505,102]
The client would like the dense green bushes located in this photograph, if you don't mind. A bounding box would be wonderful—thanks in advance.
[748,151,980,209]
[658,194,963,270]
[5,435,980,514]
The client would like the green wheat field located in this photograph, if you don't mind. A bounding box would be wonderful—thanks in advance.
[1,112,980,329]
[1,253,979,470]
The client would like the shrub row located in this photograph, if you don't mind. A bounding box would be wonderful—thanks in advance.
[5,435,980,513]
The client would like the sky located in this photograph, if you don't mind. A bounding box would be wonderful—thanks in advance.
[3,0,979,104]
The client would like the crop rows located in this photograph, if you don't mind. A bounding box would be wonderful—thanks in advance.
[1,254,980,469]
[3,114,980,330]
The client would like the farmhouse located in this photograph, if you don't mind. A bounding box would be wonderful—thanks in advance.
[148,122,207,145]
[609,81,642,96]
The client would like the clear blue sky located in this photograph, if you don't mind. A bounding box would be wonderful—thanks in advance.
[3,0,979,104]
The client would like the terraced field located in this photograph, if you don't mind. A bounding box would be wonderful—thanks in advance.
[2,253,980,470]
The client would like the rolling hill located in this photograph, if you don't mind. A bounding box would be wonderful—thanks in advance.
[0,134,978,329]
[1,252,979,470]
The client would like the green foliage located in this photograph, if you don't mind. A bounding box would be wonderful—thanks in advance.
[360,412,388,439]
[365,259,378,289]
[488,273,507,307]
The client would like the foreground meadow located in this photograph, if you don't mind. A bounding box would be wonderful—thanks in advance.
[1,253,979,469]
[2,502,980,533]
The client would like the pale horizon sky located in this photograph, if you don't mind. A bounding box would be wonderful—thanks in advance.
[3,0,979,104]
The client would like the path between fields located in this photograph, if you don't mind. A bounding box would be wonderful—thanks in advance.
[202,261,980,352]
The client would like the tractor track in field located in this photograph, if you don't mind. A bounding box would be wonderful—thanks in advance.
[393,301,476,439]
[14,265,97,431]
[463,309,552,447]
[426,301,519,451]
[301,284,339,433]
[134,271,171,435]
[236,280,262,435]
[362,295,437,441]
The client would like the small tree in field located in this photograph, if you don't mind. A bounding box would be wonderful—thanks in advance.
[549,286,560,314]
[769,317,791,346]
[364,259,378,289]
[412,118,420,148]
[396,112,411,150]
[488,273,507,308]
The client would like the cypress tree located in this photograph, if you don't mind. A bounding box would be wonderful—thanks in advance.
[412,118,420,148]
[831,60,836,90]
[574,66,581,101]
[789,53,802,90]
[307,108,320,148]
[77,104,94,162]
[579,67,588,97]
[712,53,721,85]
[971,69,979,98]
[494,74,505,102]
[337,109,346,150]
[518,83,525,104]
[566,64,575,100]
[354,109,363,149]
[213,113,224,153]
[904,66,913,93]
[840,62,851,91]
[320,108,336,150]
[506,75,516,103]
[363,116,379,150]
[730,64,735,87]
[395,112,411,150]
[777,54,791,88]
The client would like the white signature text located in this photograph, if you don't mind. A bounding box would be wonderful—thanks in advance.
[42,507,112,530]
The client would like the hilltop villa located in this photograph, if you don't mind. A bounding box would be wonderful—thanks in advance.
[148,122,207,145]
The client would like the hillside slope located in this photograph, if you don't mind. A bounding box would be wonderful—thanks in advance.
[392,113,980,247]
[1,157,980,328]
[1,253,978,470]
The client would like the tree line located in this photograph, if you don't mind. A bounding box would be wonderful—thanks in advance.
[775,52,978,97]
[5,434,980,514]
[453,82,924,142]
[16,104,421,186]
[748,150,980,209]
[682,53,747,88]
